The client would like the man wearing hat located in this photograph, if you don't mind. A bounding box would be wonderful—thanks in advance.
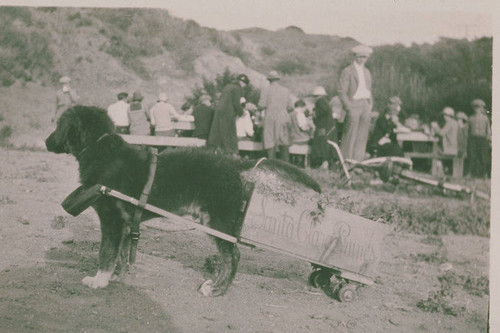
[431,107,459,156]
[128,91,150,135]
[193,94,215,140]
[107,92,131,134]
[208,74,249,156]
[468,99,491,177]
[258,70,294,161]
[149,92,181,137]
[53,76,79,123]
[339,44,374,161]
[367,96,406,157]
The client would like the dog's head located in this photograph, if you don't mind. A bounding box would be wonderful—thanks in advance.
[45,105,114,156]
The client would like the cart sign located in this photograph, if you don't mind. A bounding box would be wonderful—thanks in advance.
[240,190,390,280]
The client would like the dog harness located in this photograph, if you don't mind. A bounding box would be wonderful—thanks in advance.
[129,147,158,265]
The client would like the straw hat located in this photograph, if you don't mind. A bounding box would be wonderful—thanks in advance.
[442,107,455,117]
[471,99,485,108]
[456,112,468,121]
[389,96,402,105]
[267,70,280,81]
[312,86,327,96]
[199,95,211,103]
[352,44,373,56]
[158,92,168,102]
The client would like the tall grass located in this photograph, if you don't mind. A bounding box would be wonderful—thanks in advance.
[369,38,492,121]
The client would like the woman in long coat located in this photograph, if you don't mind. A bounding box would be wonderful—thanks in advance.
[207,74,249,155]
[310,86,335,169]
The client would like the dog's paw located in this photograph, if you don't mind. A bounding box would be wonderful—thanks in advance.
[82,271,112,289]
[198,279,214,296]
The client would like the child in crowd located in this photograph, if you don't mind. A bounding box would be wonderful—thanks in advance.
[289,99,315,144]
[236,99,256,140]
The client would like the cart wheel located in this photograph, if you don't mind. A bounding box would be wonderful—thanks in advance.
[308,270,331,288]
[337,284,357,302]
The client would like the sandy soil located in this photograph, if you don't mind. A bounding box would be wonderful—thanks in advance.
[0,147,489,332]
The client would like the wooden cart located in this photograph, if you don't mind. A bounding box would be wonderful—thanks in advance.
[71,182,389,302]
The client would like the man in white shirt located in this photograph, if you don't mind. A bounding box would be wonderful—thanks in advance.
[107,92,130,134]
[338,44,374,161]
[149,92,181,136]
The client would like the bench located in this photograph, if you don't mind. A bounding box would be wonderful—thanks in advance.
[121,135,310,167]
[403,152,464,178]
[237,141,310,167]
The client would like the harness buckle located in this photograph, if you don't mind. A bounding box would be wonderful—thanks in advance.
[130,231,141,241]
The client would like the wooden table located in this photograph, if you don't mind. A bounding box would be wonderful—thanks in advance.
[120,135,310,167]
[396,132,463,178]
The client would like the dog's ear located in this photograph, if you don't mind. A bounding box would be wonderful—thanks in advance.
[64,116,90,156]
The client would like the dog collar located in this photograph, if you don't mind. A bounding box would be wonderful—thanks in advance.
[77,133,110,158]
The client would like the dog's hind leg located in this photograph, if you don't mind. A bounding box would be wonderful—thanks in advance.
[199,238,240,297]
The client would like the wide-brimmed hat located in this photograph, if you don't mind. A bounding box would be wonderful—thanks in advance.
[267,70,280,81]
[352,44,373,57]
[389,96,402,105]
[237,74,250,85]
[245,103,257,111]
[117,92,128,100]
[132,91,144,101]
[443,107,455,117]
[312,86,327,96]
[199,94,211,103]
[59,76,71,83]
[471,99,486,108]
[456,112,468,121]
[158,92,168,102]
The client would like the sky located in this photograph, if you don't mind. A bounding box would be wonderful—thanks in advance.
[0,0,496,45]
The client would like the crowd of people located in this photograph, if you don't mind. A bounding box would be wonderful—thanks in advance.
[53,44,492,178]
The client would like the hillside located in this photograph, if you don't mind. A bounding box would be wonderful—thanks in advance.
[0,6,492,147]
[0,6,358,146]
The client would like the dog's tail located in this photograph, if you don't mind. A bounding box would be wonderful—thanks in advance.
[238,159,321,193]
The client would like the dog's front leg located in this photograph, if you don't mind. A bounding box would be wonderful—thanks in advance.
[82,213,123,289]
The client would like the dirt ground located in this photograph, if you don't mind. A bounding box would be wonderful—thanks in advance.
[0,147,489,332]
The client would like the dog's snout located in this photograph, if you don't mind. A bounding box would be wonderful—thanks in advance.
[45,131,62,153]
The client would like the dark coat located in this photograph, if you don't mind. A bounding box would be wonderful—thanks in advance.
[207,81,244,154]
[368,113,403,157]
[193,104,214,140]
[311,96,335,164]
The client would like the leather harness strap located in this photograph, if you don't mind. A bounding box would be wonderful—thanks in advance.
[129,147,158,265]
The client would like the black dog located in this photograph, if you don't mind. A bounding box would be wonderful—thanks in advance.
[46,105,320,296]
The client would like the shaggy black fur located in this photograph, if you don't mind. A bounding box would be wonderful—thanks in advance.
[45,105,321,296]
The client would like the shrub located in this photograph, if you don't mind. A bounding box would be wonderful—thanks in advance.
[67,12,81,21]
[362,199,489,237]
[260,46,276,56]
[275,58,310,75]
[76,18,93,27]
[0,125,13,144]
[184,68,261,108]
